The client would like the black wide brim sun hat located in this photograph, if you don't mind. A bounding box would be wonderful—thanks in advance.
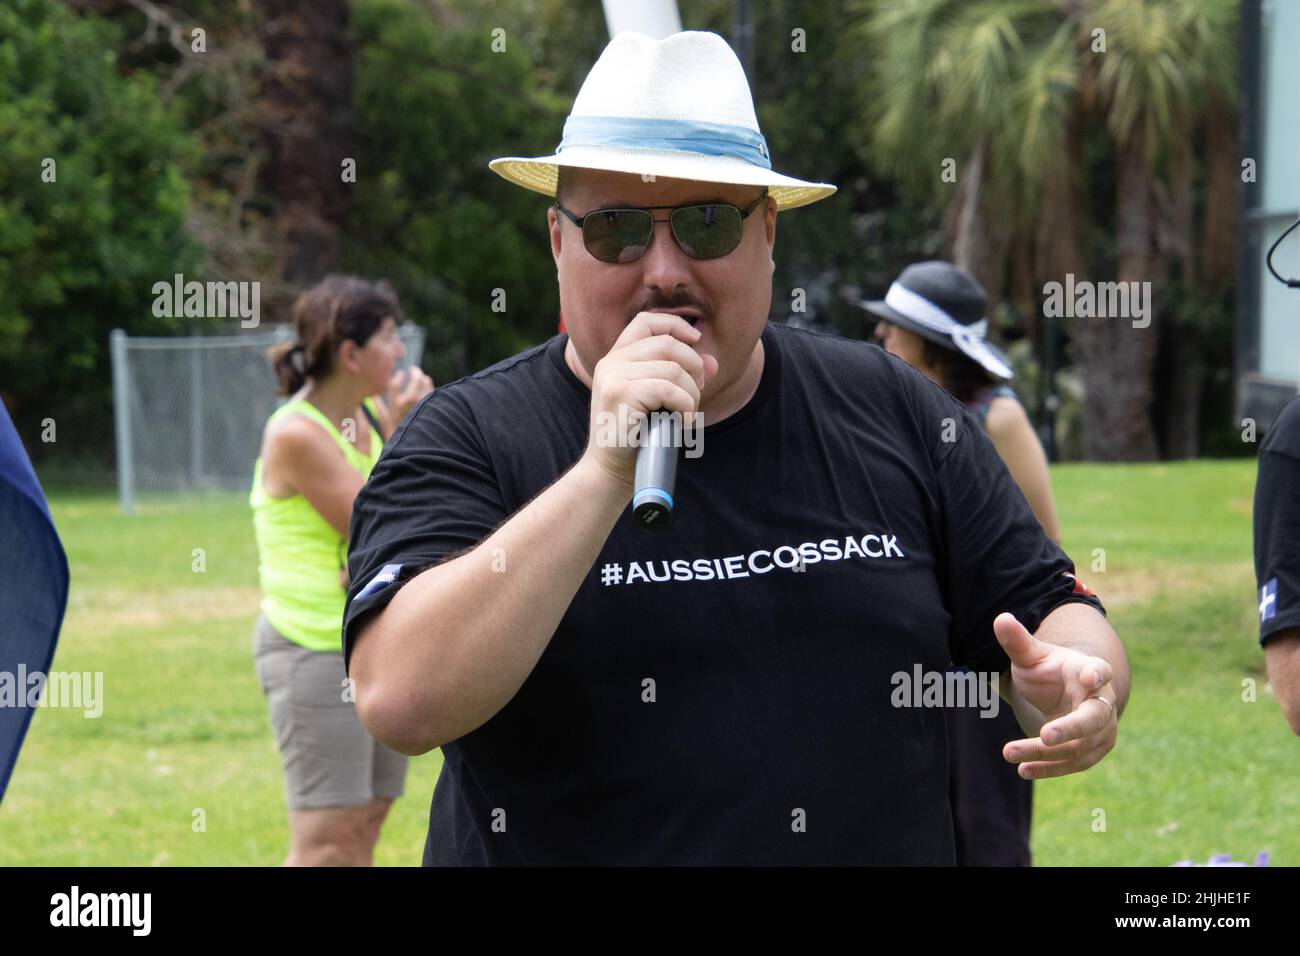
[855,260,1013,381]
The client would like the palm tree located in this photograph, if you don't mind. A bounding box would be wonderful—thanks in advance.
[847,0,1236,461]
[850,0,1080,311]
[1081,0,1235,460]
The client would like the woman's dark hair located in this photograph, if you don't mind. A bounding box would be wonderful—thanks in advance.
[919,336,997,403]
[268,275,402,396]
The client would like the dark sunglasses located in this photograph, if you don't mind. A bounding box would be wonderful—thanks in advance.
[554,190,769,264]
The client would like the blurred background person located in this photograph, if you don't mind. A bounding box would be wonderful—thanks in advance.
[250,275,433,865]
[859,260,1061,866]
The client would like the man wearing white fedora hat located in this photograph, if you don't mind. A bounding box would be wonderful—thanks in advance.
[342,31,1129,865]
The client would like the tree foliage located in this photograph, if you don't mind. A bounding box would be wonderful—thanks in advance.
[0,0,201,451]
[846,0,1240,460]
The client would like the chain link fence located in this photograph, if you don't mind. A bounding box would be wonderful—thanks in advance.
[110,325,425,513]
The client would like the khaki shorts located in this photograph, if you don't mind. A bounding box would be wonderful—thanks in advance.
[252,613,408,810]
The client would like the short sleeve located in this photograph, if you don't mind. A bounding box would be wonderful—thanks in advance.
[1254,439,1300,645]
[922,387,1106,672]
[341,388,509,672]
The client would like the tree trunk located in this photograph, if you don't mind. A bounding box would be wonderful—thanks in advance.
[257,0,353,302]
[1003,231,1034,335]
[1156,98,1235,460]
[951,140,986,276]
[1153,141,1199,459]
[1200,95,1237,299]
[1035,109,1089,288]
[947,139,1009,317]
[1077,136,1160,461]
[1033,107,1088,459]
[1160,327,1204,459]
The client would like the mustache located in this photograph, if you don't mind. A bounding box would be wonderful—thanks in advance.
[630,294,710,321]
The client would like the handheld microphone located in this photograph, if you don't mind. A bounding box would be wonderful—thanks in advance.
[632,410,679,530]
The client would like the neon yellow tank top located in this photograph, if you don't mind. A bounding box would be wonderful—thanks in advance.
[249,397,384,652]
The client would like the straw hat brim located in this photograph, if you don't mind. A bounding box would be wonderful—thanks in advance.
[489,146,836,212]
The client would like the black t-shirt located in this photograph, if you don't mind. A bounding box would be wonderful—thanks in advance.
[342,322,1105,865]
[1254,394,1300,645]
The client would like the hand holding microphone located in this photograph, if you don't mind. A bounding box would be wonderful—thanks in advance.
[581,312,717,526]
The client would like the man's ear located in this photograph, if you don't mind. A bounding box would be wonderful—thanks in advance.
[549,205,563,266]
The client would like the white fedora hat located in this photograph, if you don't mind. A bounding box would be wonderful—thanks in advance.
[488,31,836,211]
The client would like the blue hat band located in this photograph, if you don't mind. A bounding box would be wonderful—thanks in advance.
[557,116,771,170]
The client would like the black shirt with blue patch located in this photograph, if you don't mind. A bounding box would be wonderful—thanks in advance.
[1254,394,1300,645]
[342,321,1104,865]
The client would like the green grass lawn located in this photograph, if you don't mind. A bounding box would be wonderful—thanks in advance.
[1,460,1291,865]
[0,488,440,866]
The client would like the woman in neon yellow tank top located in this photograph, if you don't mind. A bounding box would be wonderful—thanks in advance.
[251,275,433,866]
